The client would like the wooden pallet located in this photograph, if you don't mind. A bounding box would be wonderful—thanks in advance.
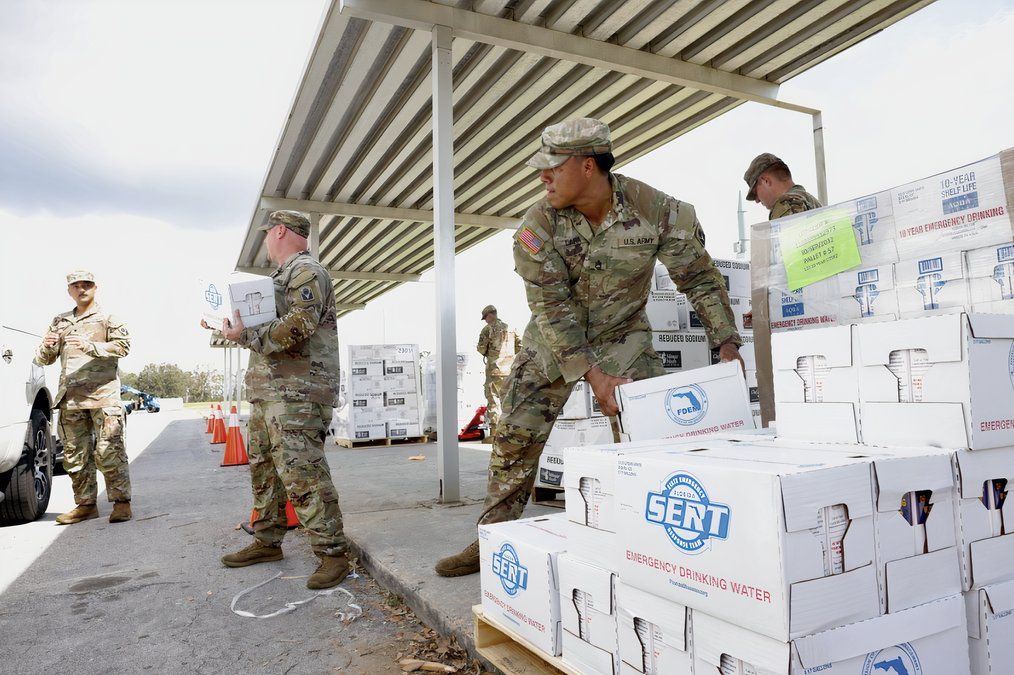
[532,486,565,509]
[333,435,429,449]
[473,605,580,675]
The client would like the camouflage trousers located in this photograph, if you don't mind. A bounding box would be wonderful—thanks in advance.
[58,406,131,505]
[483,372,507,435]
[478,348,665,526]
[248,400,347,556]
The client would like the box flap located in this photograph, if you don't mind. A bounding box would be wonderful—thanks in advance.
[954,448,1014,496]
[884,547,962,613]
[780,464,873,532]
[969,534,1014,589]
[857,314,964,366]
[982,578,1014,615]
[691,610,790,673]
[966,312,1014,339]
[774,403,860,443]
[558,554,615,614]
[616,582,687,650]
[861,403,970,450]
[788,564,880,638]
[771,325,854,371]
[792,595,963,667]
[873,454,955,512]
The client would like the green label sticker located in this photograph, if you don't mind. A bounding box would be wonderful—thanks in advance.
[778,209,861,289]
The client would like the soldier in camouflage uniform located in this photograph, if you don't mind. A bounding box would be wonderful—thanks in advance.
[743,153,823,220]
[36,270,133,525]
[435,118,743,577]
[476,305,520,436]
[214,210,349,590]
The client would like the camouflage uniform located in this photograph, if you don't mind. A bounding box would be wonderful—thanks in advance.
[234,211,345,557]
[476,314,520,433]
[478,119,741,526]
[36,297,131,506]
[768,184,823,220]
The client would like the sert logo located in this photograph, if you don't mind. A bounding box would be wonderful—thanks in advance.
[492,543,528,597]
[645,472,730,553]
[204,283,223,310]
[664,384,708,426]
[861,642,922,675]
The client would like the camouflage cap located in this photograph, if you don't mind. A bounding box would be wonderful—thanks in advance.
[66,270,95,285]
[744,153,789,201]
[526,118,612,170]
[481,304,497,319]
[260,210,311,238]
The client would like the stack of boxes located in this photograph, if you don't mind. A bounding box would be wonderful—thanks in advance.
[335,344,422,443]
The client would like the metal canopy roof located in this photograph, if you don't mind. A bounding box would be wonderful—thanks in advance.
[237,0,935,318]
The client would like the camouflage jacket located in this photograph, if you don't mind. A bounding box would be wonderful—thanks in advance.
[477,319,521,377]
[769,184,822,220]
[513,173,741,383]
[35,304,130,409]
[237,251,341,406]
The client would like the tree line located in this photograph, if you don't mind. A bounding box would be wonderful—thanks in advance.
[120,363,224,402]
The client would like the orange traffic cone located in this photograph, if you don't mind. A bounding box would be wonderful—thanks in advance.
[221,406,249,466]
[211,405,227,445]
[242,502,300,535]
[205,404,215,433]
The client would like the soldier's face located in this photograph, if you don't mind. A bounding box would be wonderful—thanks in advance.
[484,313,496,325]
[539,157,590,209]
[67,281,96,306]
[753,174,778,209]
[264,223,283,262]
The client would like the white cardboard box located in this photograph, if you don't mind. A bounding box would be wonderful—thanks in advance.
[849,190,900,265]
[385,389,420,411]
[617,362,754,442]
[857,313,1014,450]
[383,373,419,393]
[615,444,879,640]
[479,515,568,657]
[692,595,970,675]
[966,242,1014,313]
[689,295,751,333]
[348,374,385,394]
[350,343,418,362]
[895,251,970,317]
[199,272,276,328]
[348,359,384,378]
[616,582,692,675]
[349,391,385,410]
[387,419,422,439]
[347,421,387,441]
[651,330,711,372]
[536,449,565,489]
[559,554,618,675]
[543,416,615,455]
[712,258,751,298]
[772,324,861,444]
[837,264,899,322]
[646,290,689,332]
[768,281,840,333]
[953,448,1014,591]
[966,578,1014,675]
[559,381,592,420]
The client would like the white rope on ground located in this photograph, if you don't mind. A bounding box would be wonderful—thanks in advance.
[230,570,363,620]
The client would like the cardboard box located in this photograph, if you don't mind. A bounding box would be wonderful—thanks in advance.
[857,313,1014,450]
[849,190,900,265]
[953,448,1014,591]
[692,595,970,675]
[387,419,422,439]
[772,325,861,444]
[966,578,1014,674]
[544,417,615,455]
[745,369,759,405]
[646,290,689,332]
[712,258,751,298]
[348,359,384,378]
[350,343,418,362]
[348,374,385,394]
[559,554,618,675]
[385,389,420,411]
[559,381,592,420]
[689,295,751,333]
[349,391,384,410]
[837,264,899,322]
[615,444,879,640]
[895,251,970,318]
[616,582,691,675]
[479,515,568,657]
[616,362,755,442]
[347,421,387,441]
[966,242,1014,313]
[651,330,711,372]
[383,373,419,393]
[536,449,565,489]
[199,272,276,328]
[768,281,840,333]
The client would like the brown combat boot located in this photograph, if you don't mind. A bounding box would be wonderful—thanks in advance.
[109,501,132,523]
[221,541,284,568]
[434,539,480,577]
[307,554,351,590]
[55,504,99,525]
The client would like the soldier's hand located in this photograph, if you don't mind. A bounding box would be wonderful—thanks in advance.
[200,319,212,330]
[585,365,631,417]
[221,310,245,341]
[717,342,746,376]
[63,335,88,351]
[43,332,60,347]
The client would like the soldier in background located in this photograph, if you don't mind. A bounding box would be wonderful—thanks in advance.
[37,270,132,525]
[743,153,822,220]
[435,118,743,577]
[212,210,349,590]
[476,305,520,438]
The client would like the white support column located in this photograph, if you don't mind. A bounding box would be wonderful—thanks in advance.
[309,212,321,258]
[812,112,828,206]
[432,24,460,503]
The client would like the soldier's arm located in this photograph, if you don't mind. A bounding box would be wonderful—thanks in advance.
[34,318,62,365]
[656,199,742,349]
[238,267,325,355]
[87,316,131,358]
[514,208,594,383]
[476,326,489,356]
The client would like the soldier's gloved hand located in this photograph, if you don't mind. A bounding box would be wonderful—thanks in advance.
[585,365,632,417]
[717,342,746,376]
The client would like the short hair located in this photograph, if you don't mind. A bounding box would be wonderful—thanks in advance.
[765,163,792,182]
[592,153,615,174]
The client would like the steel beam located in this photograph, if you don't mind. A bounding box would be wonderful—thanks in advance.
[309,213,321,257]
[335,303,367,311]
[259,196,518,230]
[812,111,828,206]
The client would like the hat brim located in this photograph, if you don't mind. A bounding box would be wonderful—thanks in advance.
[526,151,570,170]
[746,184,758,202]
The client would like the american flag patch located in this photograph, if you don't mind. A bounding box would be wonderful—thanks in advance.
[518,226,543,255]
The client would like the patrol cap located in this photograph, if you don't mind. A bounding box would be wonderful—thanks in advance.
[260,210,311,238]
[66,270,95,285]
[744,153,789,201]
[481,305,497,319]
[526,118,612,170]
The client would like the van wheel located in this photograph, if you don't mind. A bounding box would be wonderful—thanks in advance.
[0,410,54,524]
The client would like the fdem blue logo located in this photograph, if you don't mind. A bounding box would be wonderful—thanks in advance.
[664,384,708,426]
[204,284,223,310]
[645,472,730,554]
[491,543,528,597]
[861,642,921,675]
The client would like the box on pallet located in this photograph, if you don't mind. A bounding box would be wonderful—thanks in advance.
[615,443,880,640]
[350,343,418,362]
[857,313,1014,450]
[645,290,689,331]
[692,595,969,675]
[536,449,566,490]
[479,515,568,657]
[616,582,691,675]
[651,330,711,372]
[536,417,615,491]
[894,251,970,318]
[837,264,899,323]
[199,272,276,328]
[767,281,840,333]
[616,362,754,442]
[349,391,384,410]
[559,554,618,675]
[348,359,384,378]
[387,419,421,440]
[966,578,1014,674]
[967,242,1014,313]
[952,447,1014,591]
